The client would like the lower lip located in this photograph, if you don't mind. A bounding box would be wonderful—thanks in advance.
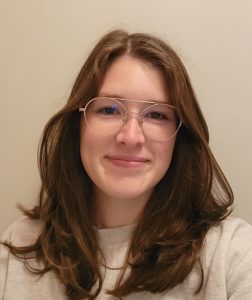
[107,158,147,168]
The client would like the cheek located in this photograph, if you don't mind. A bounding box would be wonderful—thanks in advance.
[79,126,111,169]
[154,141,176,175]
[80,131,103,186]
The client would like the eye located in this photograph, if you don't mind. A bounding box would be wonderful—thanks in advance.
[97,105,121,115]
[145,111,167,120]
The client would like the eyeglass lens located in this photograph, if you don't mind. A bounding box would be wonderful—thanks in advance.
[84,97,180,141]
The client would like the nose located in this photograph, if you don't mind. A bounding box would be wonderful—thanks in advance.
[116,113,145,146]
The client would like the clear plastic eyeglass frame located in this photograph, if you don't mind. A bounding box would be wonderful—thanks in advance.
[79,97,182,142]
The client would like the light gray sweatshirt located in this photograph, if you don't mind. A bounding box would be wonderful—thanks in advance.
[1,216,252,299]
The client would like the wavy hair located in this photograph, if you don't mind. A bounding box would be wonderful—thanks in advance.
[4,30,233,299]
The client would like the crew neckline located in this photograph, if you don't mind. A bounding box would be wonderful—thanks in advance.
[94,223,137,245]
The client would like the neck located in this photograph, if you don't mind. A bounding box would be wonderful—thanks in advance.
[92,189,151,229]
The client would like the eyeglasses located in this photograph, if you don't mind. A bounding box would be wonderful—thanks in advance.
[79,97,181,142]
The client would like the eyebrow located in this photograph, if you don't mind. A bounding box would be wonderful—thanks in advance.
[97,93,168,104]
[98,93,125,99]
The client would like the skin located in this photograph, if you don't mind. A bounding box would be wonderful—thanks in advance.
[80,55,177,229]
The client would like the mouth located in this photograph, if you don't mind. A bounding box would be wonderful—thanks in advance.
[105,155,149,168]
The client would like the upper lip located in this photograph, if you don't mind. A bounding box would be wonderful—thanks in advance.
[106,155,149,162]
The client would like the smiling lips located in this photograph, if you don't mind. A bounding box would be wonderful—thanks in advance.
[106,155,149,168]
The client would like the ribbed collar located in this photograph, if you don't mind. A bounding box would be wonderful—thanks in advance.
[95,223,137,246]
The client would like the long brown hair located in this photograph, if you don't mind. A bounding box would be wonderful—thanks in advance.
[3,30,233,299]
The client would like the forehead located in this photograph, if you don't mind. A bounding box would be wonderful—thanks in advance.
[99,55,170,104]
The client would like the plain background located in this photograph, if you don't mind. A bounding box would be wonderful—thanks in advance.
[0,0,251,234]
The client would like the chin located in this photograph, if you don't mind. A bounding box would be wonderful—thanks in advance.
[103,185,153,202]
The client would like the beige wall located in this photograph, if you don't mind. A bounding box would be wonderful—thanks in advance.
[1,0,252,234]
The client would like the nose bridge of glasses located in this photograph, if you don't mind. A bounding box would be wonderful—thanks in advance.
[123,111,143,124]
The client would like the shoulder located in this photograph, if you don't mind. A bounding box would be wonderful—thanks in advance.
[210,216,252,233]
[1,215,42,246]
[213,216,252,265]
[0,217,67,299]
[0,216,42,297]
[205,217,252,250]
[202,217,252,298]
[204,217,252,259]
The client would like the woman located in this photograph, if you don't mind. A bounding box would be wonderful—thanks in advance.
[1,30,252,300]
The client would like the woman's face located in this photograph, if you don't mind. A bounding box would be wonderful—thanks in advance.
[80,55,176,203]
